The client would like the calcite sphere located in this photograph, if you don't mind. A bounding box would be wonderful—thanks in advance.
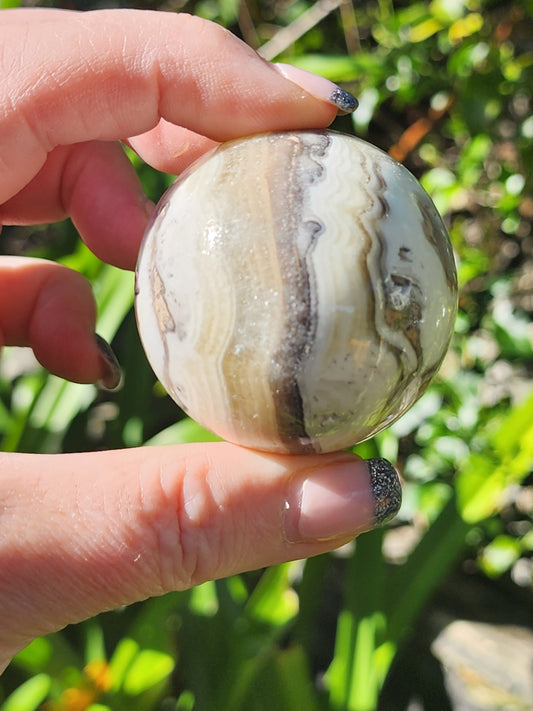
[135,130,457,454]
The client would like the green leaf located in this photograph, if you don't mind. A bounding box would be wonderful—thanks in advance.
[125,591,190,652]
[190,580,219,617]
[0,395,13,431]
[231,644,319,711]
[93,266,135,342]
[479,535,521,578]
[109,638,139,691]
[12,638,53,673]
[455,452,505,523]
[122,650,175,695]
[387,495,469,643]
[271,646,320,711]
[145,417,222,446]
[176,690,196,711]
[492,388,533,460]
[245,563,299,627]
[280,54,364,83]
[456,389,533,523]
[83,621,107,665]
[522,529,533,552]
[327,609,357,708]
[349,614,387,711]
[327,531,389,711]
[0,674,51,711]
[29,378,95,436]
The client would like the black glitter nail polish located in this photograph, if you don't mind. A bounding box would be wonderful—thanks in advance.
[95,334,122,391]
[330,86,359,114]
[367,458,402,525]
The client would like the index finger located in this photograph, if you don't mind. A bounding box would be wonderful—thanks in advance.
[0,8,339,203]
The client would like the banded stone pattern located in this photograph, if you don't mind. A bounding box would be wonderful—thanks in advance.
[135,131,457,454]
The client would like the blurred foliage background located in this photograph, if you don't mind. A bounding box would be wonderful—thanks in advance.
[1,0,532,709]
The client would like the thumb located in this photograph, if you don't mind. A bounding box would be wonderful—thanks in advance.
[0,444,400,667]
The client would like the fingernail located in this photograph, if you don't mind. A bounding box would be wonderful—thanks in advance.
[140,195,156,220]
[94,334,123,391]
[284,457,401,544]
[368,458,403,526]
[272,62,358,114]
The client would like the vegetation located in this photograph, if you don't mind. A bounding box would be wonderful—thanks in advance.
[1,0,532,709]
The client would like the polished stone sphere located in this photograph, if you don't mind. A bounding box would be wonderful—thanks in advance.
[135,130,457,454]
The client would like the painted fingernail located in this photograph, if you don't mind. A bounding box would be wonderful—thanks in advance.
[140,195,156,220]
[272,62,358,114]
[94,334,122,391]
[368,458,403,526]
[284,457,401,544]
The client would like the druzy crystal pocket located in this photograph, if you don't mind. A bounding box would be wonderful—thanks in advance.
[135,130,457,454]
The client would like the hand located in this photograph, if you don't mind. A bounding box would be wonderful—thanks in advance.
[0,7,401,673]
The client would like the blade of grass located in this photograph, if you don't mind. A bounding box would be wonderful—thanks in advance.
[292,554,330,653]
[327,529,386,711]
[386,493,469,645]
[271,646,321,711]
[0,673,51,711]
[1,373,48,452]
[93,267,135,342]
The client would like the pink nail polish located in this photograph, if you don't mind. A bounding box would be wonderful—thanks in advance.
[273,62,358,114]
[284,458,401,543]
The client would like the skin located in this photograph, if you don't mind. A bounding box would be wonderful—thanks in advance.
[0,8,383,673]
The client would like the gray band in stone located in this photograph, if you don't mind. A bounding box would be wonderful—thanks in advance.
[135,131,457,454]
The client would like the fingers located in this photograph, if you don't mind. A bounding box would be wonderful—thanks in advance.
[0,257,119,385]
[127,121,220,176]
[0,444,401,664]
[0,8,338,205]
[0,142,153,270]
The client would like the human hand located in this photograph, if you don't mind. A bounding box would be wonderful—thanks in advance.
[0,8,401,673]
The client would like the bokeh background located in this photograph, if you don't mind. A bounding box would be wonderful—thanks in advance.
[1,1,532,710]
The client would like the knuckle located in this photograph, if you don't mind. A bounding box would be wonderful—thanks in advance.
[140,449,231,592]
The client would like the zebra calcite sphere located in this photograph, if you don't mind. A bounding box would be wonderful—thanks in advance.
[135,130,457,454]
